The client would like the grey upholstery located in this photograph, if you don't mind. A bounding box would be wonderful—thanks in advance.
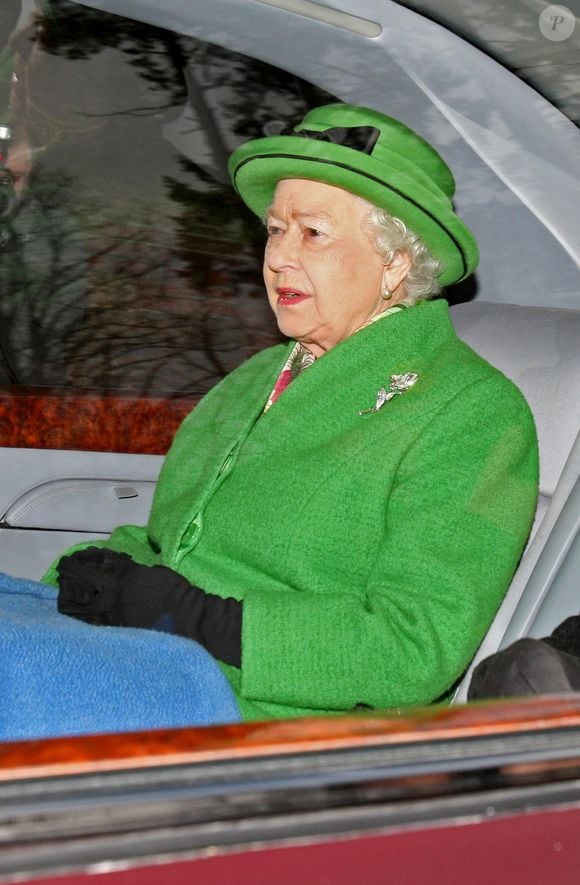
[0,450,163,581]
[450,302,580,701]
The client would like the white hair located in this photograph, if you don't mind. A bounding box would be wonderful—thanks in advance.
[364,207,442,305]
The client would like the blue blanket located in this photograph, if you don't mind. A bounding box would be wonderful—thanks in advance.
[0,572,240,740]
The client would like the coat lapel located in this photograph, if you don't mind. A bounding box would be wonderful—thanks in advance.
[251,300,457,452]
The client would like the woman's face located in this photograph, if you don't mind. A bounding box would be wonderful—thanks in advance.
[263,179,406,357]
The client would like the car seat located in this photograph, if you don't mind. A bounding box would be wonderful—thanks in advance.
[450,301,580,701]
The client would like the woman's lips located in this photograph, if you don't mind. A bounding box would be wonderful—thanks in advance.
[276,287,312,306]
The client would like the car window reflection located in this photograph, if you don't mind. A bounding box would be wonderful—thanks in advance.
[0,0,335,394]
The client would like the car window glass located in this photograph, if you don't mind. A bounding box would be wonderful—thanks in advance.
[394,0,580,128]
[0,0,336,396]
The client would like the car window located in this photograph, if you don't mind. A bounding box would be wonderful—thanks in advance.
[394,0,580,128]
[0,0,335,400]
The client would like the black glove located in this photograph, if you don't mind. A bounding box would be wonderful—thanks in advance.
[57,547,242,666]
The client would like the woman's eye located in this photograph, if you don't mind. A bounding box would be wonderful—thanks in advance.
[267,225,283,237]
[305,227,324,239]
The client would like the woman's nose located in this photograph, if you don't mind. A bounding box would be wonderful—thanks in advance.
[265,230,300,270]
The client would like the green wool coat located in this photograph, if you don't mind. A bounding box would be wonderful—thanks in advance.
[45,300,539,721]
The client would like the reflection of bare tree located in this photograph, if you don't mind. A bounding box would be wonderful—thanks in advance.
[36,0,188,107]
[0,159,278,394]
[0,168,87,386]
[2,2,334,395]
[64,202,282,396]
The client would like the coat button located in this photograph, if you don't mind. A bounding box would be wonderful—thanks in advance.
[180,513,202,549]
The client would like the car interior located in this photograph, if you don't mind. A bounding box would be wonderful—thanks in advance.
[0,0,578,706]
[1,4,580,882]
[1,299,578,702]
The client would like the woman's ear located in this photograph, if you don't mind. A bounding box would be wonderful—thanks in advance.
[382,251,412,298]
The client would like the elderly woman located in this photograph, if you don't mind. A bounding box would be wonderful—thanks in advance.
[47,103,538,721]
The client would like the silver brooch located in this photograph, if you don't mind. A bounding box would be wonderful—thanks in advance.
[359,373,419,415]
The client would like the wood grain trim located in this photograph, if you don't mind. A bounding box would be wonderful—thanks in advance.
[0,388,197,454]
[1,696,580,781]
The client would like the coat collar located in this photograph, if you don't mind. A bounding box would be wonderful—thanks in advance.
[249,298,458,441]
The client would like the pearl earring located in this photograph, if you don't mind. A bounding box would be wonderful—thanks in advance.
[381,283,393,301]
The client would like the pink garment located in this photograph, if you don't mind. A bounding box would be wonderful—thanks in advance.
[268,367,294,407]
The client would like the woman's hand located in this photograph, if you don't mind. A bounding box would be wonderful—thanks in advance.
[57,547,193,629]
[57,548,242,666]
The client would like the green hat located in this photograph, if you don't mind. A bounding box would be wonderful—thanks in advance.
[228,103,478,286]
